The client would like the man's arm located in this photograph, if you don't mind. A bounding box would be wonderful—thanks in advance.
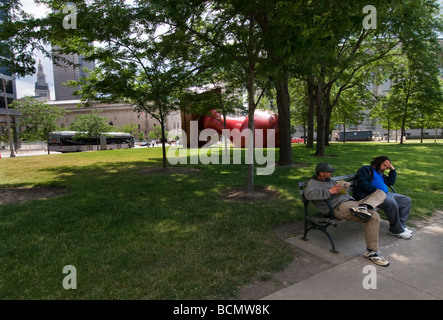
[304,179,340,201]
[384,166,397,186]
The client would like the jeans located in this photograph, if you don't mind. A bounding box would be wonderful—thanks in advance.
[378,192,411,234]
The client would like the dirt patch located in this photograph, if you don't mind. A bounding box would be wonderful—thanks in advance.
[138,167,202,175]
[0,186,69,205]
[408,210,443,229]
[219,186,280,202]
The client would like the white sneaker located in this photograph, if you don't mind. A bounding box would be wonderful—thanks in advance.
[389,230,412,239]
[404,227,413,234]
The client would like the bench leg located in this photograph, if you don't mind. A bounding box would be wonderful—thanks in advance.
[300,220,339,254]
[323,230,338,254]
[301,219,309,241]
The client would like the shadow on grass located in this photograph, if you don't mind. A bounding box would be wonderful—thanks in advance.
[2,143,440,299]
[0,159,300,299]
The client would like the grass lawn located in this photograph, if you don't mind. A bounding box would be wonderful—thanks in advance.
[1,142,442,299]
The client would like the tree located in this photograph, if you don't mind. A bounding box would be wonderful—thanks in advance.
[287,79,309,144]
[332,84,370,142]
[119,122,138,137]
[375,36,442,144]
[148,126,167,142]
[371,93,403,142]
[296,0,442,155]
[150,0,273,192]
[0,1,50,77]
[69,111,113,150]
[10,97,65,154]
[40,1,207,169]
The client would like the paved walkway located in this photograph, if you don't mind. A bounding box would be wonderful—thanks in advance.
[263,214,443,300]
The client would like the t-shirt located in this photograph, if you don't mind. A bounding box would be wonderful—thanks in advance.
[371,168,389,193]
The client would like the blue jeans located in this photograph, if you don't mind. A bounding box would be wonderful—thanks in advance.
[378,192,411,233]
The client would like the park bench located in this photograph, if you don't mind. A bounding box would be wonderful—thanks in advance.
[297,173,395,253]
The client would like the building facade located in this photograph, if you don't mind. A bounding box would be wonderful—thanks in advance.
[52,50,95,101]
[34,60,50,99]
[0,0,19,147]
[47,100,181,141]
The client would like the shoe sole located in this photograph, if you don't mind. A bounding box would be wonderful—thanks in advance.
[364,253,390,267]
[350,208,371,222]
[366,257,390,267]
[389,232,412,240]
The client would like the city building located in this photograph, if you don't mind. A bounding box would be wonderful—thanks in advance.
[52,49,95,101]
[0,0,19,148]
[34,60,50,100]
[47,100,181,141]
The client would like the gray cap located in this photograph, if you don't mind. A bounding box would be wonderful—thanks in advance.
[315,162,335,173]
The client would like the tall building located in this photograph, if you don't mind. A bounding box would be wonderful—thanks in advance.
[0,0,17,107]
[0,0,19,146]
[52,49,95,101]
[34,60,50,99]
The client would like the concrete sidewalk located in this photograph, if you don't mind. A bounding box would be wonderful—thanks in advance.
[263,215,443,300]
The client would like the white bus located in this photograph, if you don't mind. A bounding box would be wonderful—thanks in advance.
[48,131,134,153]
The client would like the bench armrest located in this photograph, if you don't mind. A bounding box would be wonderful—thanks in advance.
[324,199,335,219]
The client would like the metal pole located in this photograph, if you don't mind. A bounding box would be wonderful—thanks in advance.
[0,73,16,157]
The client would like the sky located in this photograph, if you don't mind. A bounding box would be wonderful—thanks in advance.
[15,0,53,99]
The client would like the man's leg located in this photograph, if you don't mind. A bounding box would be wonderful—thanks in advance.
[334,201,381,251]
[391,193,411,229]
[358,189,386,210]
[378,193,405,233]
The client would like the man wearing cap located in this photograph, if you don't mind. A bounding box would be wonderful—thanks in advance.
[304,162,390,267]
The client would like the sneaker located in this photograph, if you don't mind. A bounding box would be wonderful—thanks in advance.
[389,230,412,239]
[404,227,413,234]
[364,250,390,267]
[350,205,372,222]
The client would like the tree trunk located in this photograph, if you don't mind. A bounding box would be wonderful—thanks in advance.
[275,77,293,166]
[160,120,167,169]
[246,12,256,194]
[306,80,315,149]
[324,101,333,147]
[314,82,326,157]
[247,65,255,194]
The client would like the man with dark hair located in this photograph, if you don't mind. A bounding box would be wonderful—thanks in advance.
[305,162,390,267]
[354,156,412,239]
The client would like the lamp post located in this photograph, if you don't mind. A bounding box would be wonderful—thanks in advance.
[0,73,16,157]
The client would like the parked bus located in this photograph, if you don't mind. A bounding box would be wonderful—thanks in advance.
[338,130,373,142]
[48,131,135,153]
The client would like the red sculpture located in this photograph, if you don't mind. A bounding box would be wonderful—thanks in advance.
[202,109,279,148]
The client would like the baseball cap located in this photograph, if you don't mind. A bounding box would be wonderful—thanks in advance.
[315,162,336,173]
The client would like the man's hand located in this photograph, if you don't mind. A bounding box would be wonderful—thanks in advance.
[329,184,343,195]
